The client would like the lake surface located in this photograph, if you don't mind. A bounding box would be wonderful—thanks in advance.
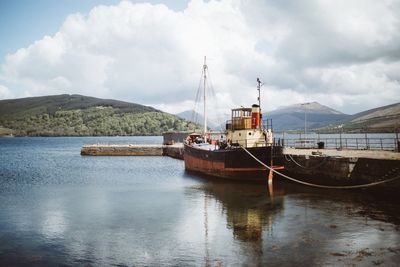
[0,137,399,266]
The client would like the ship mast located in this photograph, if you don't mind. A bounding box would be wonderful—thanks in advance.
[203,56,208,137]
[257,77,262,110]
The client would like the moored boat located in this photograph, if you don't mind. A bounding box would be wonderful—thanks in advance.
[184,58,283,181]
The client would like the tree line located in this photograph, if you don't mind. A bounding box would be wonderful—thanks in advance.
[0,106,198,136]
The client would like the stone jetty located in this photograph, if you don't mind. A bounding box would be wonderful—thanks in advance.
[81,143,184,159]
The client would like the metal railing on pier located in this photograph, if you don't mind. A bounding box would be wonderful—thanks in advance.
[280,137,399,151]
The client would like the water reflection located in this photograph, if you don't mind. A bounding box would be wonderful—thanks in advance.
[202,182,283,242]
[1,137,400,266]
[186,175,400,266]
[186,178,285,265]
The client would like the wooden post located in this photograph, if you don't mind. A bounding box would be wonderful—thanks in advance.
[268,171,274,199]
[268,147,273,188]
[268,169,273,186]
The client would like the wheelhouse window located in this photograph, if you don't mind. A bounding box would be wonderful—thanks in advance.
[231,108,252,130]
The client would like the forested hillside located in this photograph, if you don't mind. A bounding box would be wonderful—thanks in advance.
[0,94,198,136]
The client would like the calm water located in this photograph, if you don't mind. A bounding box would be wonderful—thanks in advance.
[0,137,399,266]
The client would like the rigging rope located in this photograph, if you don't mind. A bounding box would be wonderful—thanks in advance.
[192,69,205,124]
[205,68,225,132]
[192,64,224,131]
[241,146,400,189]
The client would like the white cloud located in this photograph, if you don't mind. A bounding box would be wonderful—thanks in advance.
[1,0,399,115]
[0,85,13,99]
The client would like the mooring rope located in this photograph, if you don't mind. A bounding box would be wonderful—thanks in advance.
[241,146,400,189]
[287,153,329,170]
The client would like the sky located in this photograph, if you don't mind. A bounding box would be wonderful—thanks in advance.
[0,0,399,117]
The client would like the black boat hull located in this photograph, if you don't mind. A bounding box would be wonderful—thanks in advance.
[184,144,282,181]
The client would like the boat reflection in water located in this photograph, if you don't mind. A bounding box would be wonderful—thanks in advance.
[205,183,282,241]
[187,175,285,265]
[185,172,400,266]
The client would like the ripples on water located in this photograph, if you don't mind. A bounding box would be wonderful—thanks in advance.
[0,137,399,266]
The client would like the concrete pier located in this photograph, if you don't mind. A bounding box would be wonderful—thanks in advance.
[283,147,400,160]
[81,144,164,156]
[282,147,400,188]
[163,143,184,159]
[81,143,400,189]
[81,143,184,158]
[81,143,400,160]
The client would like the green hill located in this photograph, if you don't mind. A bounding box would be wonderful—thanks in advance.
[337,102,400,132]
[315,102,400,133]
[0,94,198,136]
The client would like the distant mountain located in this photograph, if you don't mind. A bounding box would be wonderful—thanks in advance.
[175,101,399,133]
[176,110,222,131]
[322,102,400,132]
[269,102,344,115]
[0,94,198,136]
[264,102,350,131]
[176,110,199,123]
